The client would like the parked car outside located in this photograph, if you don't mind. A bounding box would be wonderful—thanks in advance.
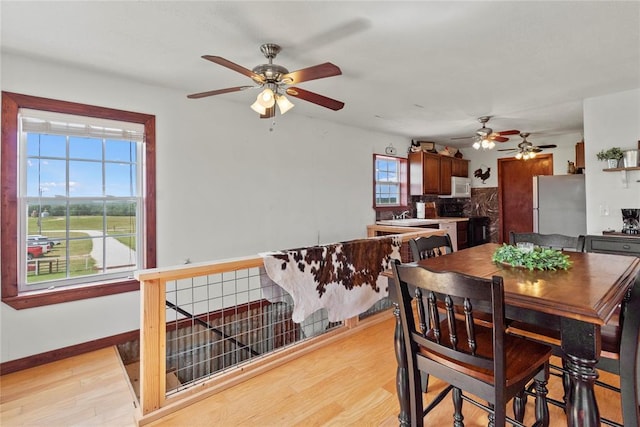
[27,245,43,260]
[27,235,54,251]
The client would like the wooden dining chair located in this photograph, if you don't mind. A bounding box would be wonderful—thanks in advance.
[508,271,640,427]
[408,233,455,393]
[509,231,585,252]
[409,234,454,261]
[391,260,552,426]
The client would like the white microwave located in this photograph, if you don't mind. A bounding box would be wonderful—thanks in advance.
[439,176,471,198]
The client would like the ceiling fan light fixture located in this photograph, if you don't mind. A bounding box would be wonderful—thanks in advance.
[481,139,490,149]
[276,94,294,114]
[515,152,523,160]
[487,140,496,150]
[250,96,267,115]
[257,87,276,108]
[472,141,481,150]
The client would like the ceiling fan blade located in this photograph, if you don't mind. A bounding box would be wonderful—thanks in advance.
[286,87,345,111]
[492,136,509,143]
[496,129,520,136]
[535,144,558,149]
[497,148,517,152]
[260,105,276,119]
[282,62,342,84]
[202,55,265,83]
[187,86,254,99]
[451,136,473,140]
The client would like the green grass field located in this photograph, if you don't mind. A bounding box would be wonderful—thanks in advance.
[27,215,136,283]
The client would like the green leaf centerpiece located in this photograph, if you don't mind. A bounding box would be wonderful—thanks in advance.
[492,244,572,271]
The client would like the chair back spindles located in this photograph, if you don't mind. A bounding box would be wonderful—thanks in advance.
[409,234,454,262]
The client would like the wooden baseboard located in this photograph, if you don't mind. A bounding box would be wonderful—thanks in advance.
[0,329,139,375]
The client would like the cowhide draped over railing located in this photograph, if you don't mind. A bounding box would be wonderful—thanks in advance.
[261,235,402,323]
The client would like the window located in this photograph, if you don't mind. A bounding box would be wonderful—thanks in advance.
[1,92,156,309]
[373,154,407,209]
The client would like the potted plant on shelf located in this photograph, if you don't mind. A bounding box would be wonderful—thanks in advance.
[596,147,624,168]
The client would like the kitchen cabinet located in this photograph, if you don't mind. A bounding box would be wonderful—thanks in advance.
[457,220,468,250]
[409,152,470,196]
[409,151,440,195]
[440,156,452,195]
[452,158,469,177]
[575,141,585,169]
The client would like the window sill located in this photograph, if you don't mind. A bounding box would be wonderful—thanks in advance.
[2,279,140,310]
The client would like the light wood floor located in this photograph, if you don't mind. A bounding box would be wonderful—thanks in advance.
[0,313,623,426]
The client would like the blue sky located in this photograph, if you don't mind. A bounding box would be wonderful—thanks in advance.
[26,134,137,198]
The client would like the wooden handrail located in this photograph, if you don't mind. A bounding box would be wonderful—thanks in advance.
[134,229,443,419]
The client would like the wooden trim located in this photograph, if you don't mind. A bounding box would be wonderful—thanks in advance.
[372,153,409,210]
[0,329,139,375]
[1,92,19,300]
[0,91,156,308]
[2,279,140,310]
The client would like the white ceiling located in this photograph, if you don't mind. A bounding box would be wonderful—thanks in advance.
[2,1,639,147]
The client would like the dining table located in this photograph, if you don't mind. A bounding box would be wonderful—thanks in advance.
[388,243,640,427]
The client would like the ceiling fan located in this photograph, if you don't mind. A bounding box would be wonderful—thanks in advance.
[452,116,520,149]
[497,132,558,159]
[187,43,345,119]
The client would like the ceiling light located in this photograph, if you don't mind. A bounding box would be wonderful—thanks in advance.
[250,95,267,115]
[487,140,496,150]
[257,88,275,108]
[515,152,523,160]
[276,94,294,114]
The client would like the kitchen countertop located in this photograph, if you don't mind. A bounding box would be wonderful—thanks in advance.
[375,217,468,227]
[366,224,448,237]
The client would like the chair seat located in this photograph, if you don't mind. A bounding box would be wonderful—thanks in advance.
[421,319,552,386]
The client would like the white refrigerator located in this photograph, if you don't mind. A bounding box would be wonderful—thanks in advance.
[533,175,587,235]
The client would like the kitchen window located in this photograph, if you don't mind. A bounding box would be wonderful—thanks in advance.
[1,92,156,309]
[373,154,407,209]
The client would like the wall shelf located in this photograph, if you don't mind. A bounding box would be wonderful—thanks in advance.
[601,166,640,187]
[602,166,640,172]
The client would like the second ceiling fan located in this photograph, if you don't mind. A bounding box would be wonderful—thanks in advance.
[497,132,557,159]
[187,43,344,119]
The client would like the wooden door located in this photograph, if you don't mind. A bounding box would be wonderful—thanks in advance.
[498,154,553,243]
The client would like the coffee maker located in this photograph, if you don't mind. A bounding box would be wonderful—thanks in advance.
[621,209,640,235]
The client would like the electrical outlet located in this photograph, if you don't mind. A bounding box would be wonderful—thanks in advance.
[599,205,610,216]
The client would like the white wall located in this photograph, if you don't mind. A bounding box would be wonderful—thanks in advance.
[0,53,407,363]
[584,88,640,234]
